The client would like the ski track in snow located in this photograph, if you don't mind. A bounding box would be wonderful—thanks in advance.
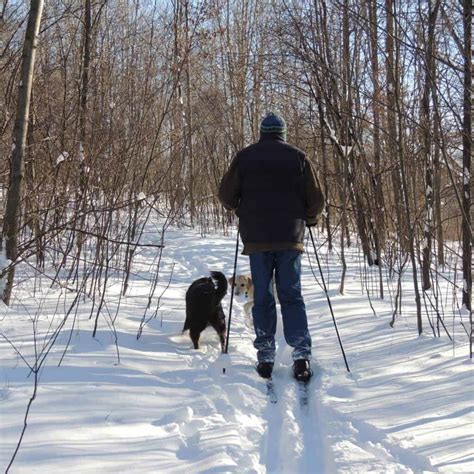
[1,225,473,473]
[260,341,332,474]
[298,367,330,474]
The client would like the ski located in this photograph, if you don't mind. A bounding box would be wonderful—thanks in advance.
[266,378,277,404]
[297,380,310,408]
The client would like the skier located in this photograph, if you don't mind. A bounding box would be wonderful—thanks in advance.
[218,112,325,382]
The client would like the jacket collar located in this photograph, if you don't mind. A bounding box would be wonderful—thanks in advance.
[259,133,286,142]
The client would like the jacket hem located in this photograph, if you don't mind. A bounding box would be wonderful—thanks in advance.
[242,242,304,255]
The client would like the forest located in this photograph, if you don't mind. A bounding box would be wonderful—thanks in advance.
[0,1,472,472]
[1,0,471,316]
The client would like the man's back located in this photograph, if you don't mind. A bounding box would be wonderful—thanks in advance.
[236,136,307,252]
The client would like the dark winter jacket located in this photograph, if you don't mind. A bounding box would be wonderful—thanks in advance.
[218,134,325,255]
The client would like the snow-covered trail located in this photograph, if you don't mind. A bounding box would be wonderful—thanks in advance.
[172,233,337,473]
[1,225,473,473]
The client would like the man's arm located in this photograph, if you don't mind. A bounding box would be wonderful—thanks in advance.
[304,157,325,226]
[218,155,240,211]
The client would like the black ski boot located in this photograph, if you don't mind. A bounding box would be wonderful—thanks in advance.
[256,361,274,379]
[293,359,313,382]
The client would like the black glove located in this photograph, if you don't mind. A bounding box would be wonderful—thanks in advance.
[306,217,317,228]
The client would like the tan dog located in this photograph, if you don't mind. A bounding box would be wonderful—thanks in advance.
[229,274,254,319]
[229,274,278,321]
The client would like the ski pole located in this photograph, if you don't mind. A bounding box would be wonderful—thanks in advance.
[308,227,350,372]
[223,227,239,372]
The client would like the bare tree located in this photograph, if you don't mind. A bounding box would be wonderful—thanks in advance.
[421,0,441,291]
[2,0,44,305]
[461,0,472,349]
[0,0,469,349]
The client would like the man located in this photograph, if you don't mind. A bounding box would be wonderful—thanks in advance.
[218,112,325,382]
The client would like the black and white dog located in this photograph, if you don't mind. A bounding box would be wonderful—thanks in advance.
[182,271,228,351]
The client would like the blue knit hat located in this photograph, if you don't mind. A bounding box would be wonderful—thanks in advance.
[260,113,286,136]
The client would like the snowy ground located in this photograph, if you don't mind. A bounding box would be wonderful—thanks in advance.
[1,225,473,473]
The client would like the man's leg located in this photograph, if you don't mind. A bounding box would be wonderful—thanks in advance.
[274,250,312,361]
[249,252,277,363]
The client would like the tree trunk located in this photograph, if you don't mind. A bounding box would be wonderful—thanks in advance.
[183,0,195,225]
[433,112,444,266]
[368,0,385,298]
[78,0,91,196]
[461,0,472,315]
[385,0,407,252]
[2,0,44,305]
[317,100,332,251]
[421,0,441,291]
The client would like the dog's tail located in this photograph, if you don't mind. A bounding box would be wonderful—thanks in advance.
[210,271,228,302]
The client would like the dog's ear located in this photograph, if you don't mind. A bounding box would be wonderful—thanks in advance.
[228,276,235,286]
[246,275,252,287]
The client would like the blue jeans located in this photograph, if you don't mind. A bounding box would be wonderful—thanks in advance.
[249,250,311,363]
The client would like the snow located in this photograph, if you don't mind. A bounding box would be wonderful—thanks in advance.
[323,118,338,145]
[448,148,463,170]
[427,207,433,221]
[463,170,470,186]
[0,249,9,296]
[56,152,69,166]
[137,192,146,202]
[1,225,473,473]
[340,145,353,157]
[79,142,85,162]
